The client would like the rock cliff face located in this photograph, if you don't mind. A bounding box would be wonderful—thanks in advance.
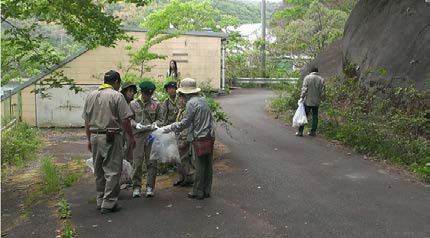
[308,0,430,90]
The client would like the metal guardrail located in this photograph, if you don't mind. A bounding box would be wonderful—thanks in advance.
[233,78,299,84]
[1,89,22,131]
[1,118,17,131]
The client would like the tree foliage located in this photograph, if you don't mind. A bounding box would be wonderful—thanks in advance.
[0,0,151,91]
[125,0,238,77]
[108,0,263,27]
[270,0,355,68]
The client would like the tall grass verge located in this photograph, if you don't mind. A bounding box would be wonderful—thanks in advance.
[40,156,62,193]
[1,123,42,166]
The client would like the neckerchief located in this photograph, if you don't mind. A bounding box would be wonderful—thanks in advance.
[98,84,113,90]
[138,95,155,124]
[176,107,185,122]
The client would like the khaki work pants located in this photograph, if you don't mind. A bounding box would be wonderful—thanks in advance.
[91,133,123,209]
[192,145,213,197]
[177,142,194,183]
[132,134,157,190]
[122,133,133,163]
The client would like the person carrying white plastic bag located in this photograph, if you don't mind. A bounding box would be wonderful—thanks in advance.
[149,128,181,164]
[292,99,308,128]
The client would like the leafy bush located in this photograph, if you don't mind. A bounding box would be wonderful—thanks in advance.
[270,80,302,118]
[1,123,42,166]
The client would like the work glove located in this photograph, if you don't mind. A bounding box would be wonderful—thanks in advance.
[161,125,173,133]
[136,123,144,130]
[151,122,159,130]
[136,123,153,131]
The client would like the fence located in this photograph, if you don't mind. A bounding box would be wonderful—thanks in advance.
[233,77,299,85]
[1,90,22,130]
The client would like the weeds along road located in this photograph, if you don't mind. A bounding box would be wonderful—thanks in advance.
[64,88,429,238]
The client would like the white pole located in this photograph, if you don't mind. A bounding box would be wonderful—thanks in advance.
[221,39,226,90]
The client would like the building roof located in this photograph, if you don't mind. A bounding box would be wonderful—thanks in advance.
[1,27,226,101]
[123,26,227,38]
[1,48,89,101]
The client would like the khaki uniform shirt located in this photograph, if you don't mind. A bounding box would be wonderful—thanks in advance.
[129,97,163,136]
[82,88,132,131]
[176,107,191,142]
[171,95,215,140]
[300,72,325,106]
[161,97,179,126]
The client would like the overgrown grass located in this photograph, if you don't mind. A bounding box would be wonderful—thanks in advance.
[62,220,75,238]
[40,157,62,193]
[40,156,85,193]
[271,72,430,181]
[1,122,42,166]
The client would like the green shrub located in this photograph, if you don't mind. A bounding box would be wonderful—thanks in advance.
[1,123,42,166]
[270,80,302,119]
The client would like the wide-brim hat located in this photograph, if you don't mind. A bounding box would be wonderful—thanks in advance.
[121,82,137,93]
[177,78,201,94]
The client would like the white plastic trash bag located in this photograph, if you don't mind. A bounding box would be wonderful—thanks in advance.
[149,128,180,163]
[120,160,132,185]
[86,158,132,185]
[292,100,308,127]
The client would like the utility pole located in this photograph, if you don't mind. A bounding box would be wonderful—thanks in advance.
[261,0,266,78]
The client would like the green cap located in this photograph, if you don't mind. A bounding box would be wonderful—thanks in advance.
[139,81,156,94]
[164,81,177,90]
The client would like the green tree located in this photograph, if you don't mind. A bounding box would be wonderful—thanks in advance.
[1,0,151,94]
[271,0,354,68]
[124,0,238,78]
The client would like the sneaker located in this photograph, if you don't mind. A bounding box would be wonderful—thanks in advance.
[307,131,316,136]
[173,180,184,187]
[295,132,303,137]
[100,204,122,214]
[145,187,154,197]
[187,192,204,200]
[180,181,194,187]
[132,188,141,198]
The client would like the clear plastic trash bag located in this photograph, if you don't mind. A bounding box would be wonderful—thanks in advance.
[149,128,181,164]
[86,158,132,185]
[292,101,308,127]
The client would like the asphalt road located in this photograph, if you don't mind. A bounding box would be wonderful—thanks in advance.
[66,88,429,238]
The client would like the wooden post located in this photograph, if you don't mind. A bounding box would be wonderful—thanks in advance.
[17,90,22,122]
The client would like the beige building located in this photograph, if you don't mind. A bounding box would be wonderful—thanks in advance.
[1,28,227,127]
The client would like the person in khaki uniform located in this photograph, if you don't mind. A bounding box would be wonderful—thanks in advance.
[161,81,193,186]
[297,67,325,137]
[120,82,137,163]
[174,95,195,187]
[130,81,163,198]
[82,70,136,214]
[161,81,179,126]
[162,78,215,200]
